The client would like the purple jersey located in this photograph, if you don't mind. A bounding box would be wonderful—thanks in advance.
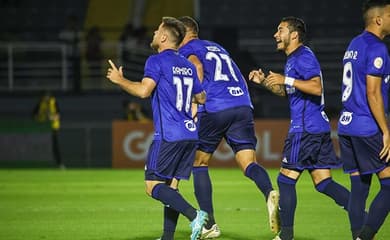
[338,31,390,137]
[144,49,203,142]
[179,39,252,113]
[285,45,330,134]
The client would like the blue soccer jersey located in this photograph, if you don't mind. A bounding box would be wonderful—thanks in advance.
[338,31,390,136]
[179,39,252,113]
[285,45,330,134]
[144,49,203,142]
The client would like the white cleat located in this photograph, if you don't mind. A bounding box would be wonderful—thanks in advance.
[272,236,295,240]
[267,190,280,234]
[200,224,221,239]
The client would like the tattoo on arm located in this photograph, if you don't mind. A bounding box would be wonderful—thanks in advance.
[261,80,286,97]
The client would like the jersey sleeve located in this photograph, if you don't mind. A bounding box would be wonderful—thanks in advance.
[366,43,388,77]
[143,55,161,84]
[296,54,321,80]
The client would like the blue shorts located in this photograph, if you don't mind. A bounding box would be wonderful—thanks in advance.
[339,133,389,174]
[145,140,197,181]
[197,106,257,154]
[282,132,342,170]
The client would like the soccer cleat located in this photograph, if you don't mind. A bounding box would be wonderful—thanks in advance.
[190,210,208,240]
[267,190,280,234]
[200,224,221,239]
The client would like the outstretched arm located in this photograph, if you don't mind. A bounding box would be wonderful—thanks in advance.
[249,69,286,97]
[106,59,156,98]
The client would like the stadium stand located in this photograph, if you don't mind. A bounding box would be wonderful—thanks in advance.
[0,0,376,167]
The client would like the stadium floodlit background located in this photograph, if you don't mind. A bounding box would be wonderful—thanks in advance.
[0,0,368,167]
[0,0,389,239]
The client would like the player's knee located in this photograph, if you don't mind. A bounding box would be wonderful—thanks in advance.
[277,173,297,186]
[145,186,153,197]
[145,181,158,197]
[315,177,332,193]
[193,152,211,166]
[193,158,209,166]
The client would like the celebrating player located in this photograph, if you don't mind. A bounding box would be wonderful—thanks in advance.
[249,16,350,240]
[106,17,207,240]
[178,16,280,239]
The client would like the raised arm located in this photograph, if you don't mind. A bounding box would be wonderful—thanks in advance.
[249,69,286,97]
[106,60,156,98]
[266,71,322,96]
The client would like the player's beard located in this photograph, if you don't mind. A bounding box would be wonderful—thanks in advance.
[276,38,289,52]
[150,41,158,51]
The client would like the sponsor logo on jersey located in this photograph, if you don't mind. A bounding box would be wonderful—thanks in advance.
[227,87,244,96]
[286,86,295,94]
[339,111,353,125]
[321,111,329,122]
[184,120,197,132]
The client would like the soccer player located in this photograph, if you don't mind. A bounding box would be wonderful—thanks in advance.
[106,17,207,240]
[338,1,390,239]
[249,17,350,240]
[178,16,280,239]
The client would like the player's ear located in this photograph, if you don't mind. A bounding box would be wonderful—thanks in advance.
[290,31,298,41]
[375,15,382,26]
[160,32,168,43]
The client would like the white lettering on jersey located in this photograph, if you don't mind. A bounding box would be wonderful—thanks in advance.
[172,66,193,76]
[343,50,358,60]
[206,46,221,52]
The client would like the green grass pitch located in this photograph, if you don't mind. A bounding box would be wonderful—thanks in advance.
[0,168,389,240]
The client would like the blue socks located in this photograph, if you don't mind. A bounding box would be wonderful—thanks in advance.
[161,206,179,240]
[348,175,371,236]
[358,177,390,239]
[151,183,197,221]
[277,173,297,240]
[193,166,215,228]
[315,177,350,210]
[245,162,274,200]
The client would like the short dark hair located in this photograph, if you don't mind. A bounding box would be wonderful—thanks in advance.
[281,16,306,43]
[178,16,199,34]
[161,17,186,47]
[362,0,390,24]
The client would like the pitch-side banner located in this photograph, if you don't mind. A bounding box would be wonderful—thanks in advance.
[112,120,339,168]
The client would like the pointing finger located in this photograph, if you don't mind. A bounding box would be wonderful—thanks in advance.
[108,59,118,71]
